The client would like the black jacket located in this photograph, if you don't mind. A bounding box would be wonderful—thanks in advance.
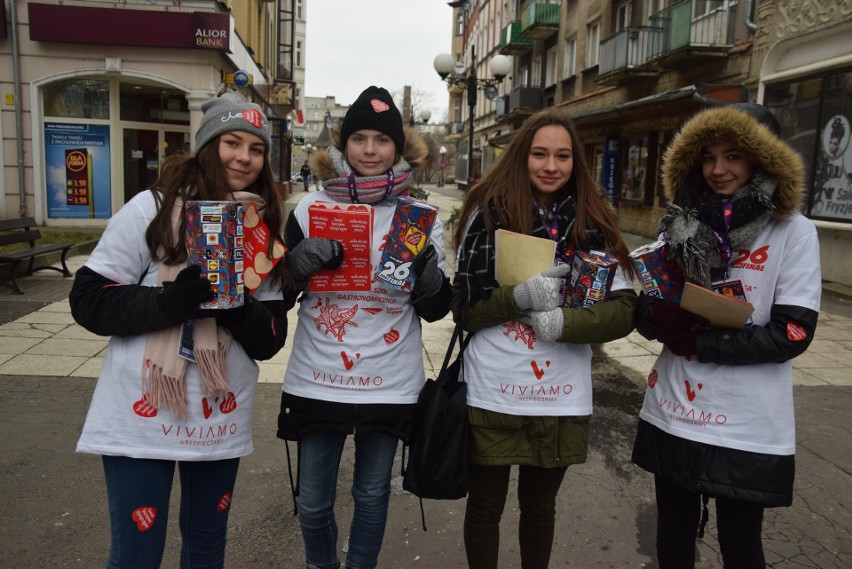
[70,266,288,361]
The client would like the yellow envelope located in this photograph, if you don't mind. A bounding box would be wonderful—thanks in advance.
[680,282,755,329]
[494,229,556,286]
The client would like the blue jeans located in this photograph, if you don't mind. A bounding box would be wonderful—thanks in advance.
[101,455,240,569]
[295,431,398,569]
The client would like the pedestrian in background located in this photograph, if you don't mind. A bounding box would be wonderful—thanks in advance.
[301,161,312,192]
[632,103,821,568]
[69,93,291,569]
[452,107,637,569]
[277,85,451,569]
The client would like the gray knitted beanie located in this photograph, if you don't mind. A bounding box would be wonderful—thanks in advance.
[340,86,405,153]
[195,93,271,153]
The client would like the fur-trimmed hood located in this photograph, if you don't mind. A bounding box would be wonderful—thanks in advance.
[663,106,805,218]
[309,125,430,182]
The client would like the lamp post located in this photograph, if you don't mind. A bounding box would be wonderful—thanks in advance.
[410,108,432,126]
[439,145,447,187]
[433,45,510,186]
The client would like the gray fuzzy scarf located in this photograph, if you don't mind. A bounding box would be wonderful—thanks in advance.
[661,168,776,288]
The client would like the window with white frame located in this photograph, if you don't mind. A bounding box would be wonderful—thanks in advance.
[546,46,557,86]
[616,1,632,31]
[457,14,464,36]
[296,0,304,20]
[533,55,542,86]
[563,37,576,77]
[586,22,600,68]
[296,40,302,68]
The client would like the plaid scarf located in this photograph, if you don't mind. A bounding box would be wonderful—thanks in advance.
[320,146,412,204]
[457,193,577,306]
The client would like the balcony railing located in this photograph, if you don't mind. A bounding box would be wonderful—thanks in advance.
[520,2,561,40]
[648,0,735,61]
[500,21,533,55]
[508,86,544,113]
[599,26,659,76]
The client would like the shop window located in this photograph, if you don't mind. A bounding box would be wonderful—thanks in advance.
[43,79,110,119]
[119,83,189,125]
[764,69,852,222]
[621,137,648,203]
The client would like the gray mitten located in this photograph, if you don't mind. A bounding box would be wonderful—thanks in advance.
[513,264,570,311]
[523,308,564,342]
[288,238,344,285]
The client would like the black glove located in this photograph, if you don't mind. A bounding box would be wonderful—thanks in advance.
[199,290,250,329]
[658,332,698,357]
[637,296,710,336]
[157,265,215,324]
[287,238,344,285]
[411,244,443,300]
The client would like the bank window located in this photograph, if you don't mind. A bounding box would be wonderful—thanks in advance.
[44,79,110,119]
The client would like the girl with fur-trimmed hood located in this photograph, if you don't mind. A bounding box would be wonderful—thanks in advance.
[276,86,450,569]
[632,103,822,568]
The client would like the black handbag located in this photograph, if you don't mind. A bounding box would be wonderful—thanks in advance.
[403,323,471,504]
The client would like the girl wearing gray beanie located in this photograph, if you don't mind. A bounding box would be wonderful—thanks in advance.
[277,85,451,569]
[69,93,291,568]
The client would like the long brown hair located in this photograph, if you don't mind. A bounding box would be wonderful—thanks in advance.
[453,108,633,271]
[144,136,289,287]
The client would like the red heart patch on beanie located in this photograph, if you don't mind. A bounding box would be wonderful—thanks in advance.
[242,108,264,128]
[370,99,390,113]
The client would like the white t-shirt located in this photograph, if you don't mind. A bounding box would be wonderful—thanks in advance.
[639,213,821,455]
[282,192,446,404]
[462,257,634,416]
[76,191,282,461]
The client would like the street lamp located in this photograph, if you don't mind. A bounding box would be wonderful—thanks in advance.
[411,108,432,126]
[433,45,510,185]
[439,145,447,187]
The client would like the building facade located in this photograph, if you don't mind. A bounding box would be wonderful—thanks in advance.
[444,0,852,286]
[0,0,303,228]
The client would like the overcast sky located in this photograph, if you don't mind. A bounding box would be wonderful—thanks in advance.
[304,1,454,123]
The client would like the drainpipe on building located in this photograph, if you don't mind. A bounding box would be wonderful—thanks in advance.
[10,0,27,218]
[745,0,757,32]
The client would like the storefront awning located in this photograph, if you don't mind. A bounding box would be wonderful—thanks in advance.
[569,83,747,127]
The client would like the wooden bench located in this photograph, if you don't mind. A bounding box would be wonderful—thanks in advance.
[0,217,74,294]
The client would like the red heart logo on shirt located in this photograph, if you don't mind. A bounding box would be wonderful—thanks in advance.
[133,394,157,418]
[647,369,658,388]
[131,507,157,531]
[219,392,237,414]
[384,328,400,344]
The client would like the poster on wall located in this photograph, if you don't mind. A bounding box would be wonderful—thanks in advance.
[602,137,620,208]
[44,122,111,219]
[812,114,852,221]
